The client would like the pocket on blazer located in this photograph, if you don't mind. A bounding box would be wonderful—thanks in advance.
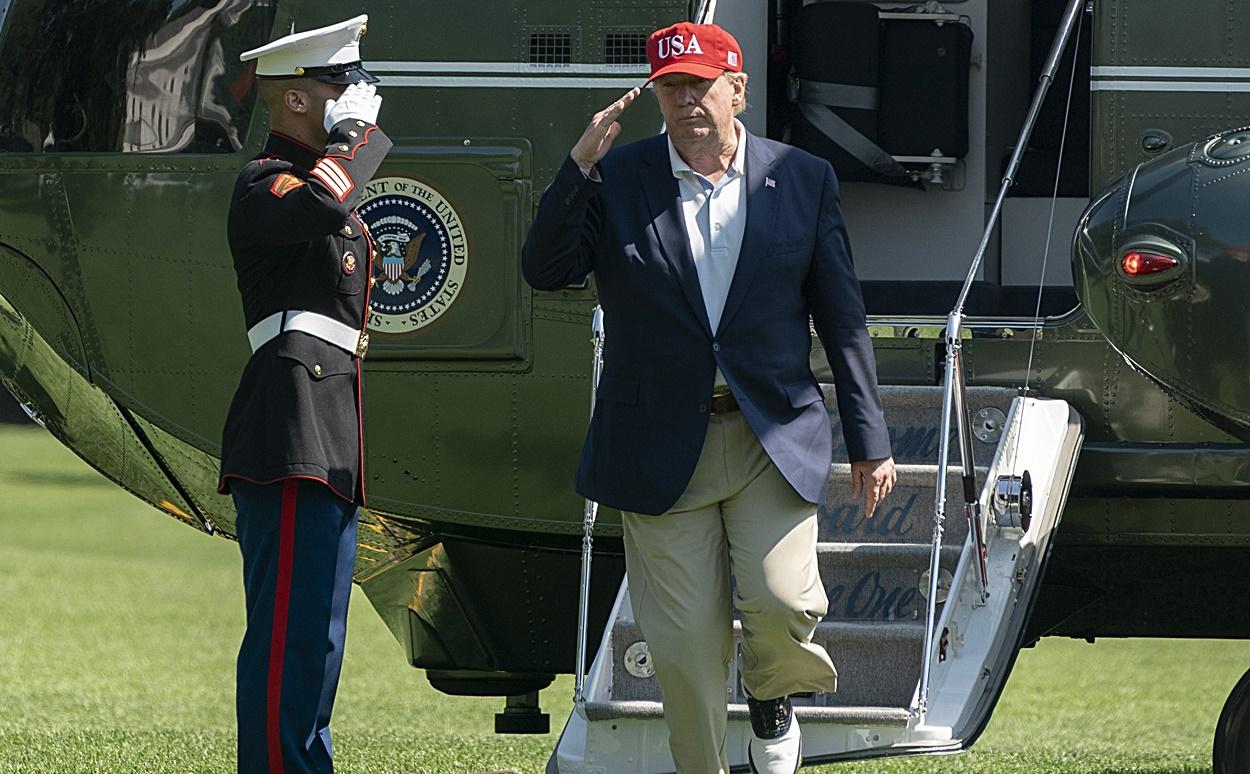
[274,334,354,380]
[783,379,824,409]
[595,374,639,405]
[767,238,809,256]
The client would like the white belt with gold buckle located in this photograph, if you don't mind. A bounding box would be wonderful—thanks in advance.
[247,310,368,357]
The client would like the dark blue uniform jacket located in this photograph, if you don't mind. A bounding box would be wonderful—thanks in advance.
[219,121,392,505]
[522,132,891,516]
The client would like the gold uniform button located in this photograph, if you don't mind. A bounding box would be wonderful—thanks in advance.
[356,120,366,127]
[342,225,353,236]
[348,130,358,138]
[338,144,349,152]
[313,364,323,376]
[369,277,377,287]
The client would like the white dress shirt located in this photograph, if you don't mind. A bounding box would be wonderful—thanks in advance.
[668,120,748,389]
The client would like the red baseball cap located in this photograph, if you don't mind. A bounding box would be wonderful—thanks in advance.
[646,22,743,83]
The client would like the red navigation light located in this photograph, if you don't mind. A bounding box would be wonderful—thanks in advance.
[1121,250,1178,276]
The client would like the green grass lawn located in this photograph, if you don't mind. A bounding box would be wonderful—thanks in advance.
[1,422,1246,773]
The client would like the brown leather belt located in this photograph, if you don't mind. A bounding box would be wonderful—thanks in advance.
[710,392,739,414]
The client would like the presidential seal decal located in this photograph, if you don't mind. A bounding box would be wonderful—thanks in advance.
[358,176,468,332]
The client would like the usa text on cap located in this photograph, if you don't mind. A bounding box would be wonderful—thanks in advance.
[646,22,743,84]
[240,14,378,85]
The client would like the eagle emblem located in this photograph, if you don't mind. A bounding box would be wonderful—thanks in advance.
[358,177,469,334]
[375,231,431,296]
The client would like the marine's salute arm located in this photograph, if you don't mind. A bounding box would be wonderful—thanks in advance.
[805,162,892,464]
[236,83,393,245]
[521,87,639,291]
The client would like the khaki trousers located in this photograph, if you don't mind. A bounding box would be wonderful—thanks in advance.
[622,411,836,774]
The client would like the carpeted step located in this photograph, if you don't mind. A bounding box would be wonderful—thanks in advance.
[581,699,913,726]
[810,621,925,707]
[825,384,1015,468]
[610,607,938,708]
[817,544,962,623]
[821,463,976,547]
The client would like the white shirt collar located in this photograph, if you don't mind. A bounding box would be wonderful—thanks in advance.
[667,119,747,182]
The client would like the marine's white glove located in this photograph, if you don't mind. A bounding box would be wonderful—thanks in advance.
[323,83,382,133]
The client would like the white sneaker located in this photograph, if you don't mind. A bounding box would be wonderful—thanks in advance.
[747,697,802,773]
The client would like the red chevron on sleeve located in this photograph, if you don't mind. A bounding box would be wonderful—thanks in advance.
[269,172,305,198]
[310,157,355,201]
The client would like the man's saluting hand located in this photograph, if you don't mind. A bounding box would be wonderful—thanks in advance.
[570,87,641,175]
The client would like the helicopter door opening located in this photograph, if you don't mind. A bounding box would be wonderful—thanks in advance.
[745,0,1092,319]
[785,2,972,189]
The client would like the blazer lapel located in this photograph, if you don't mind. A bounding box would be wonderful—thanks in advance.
[718,133,779,335]
[639,136,713,337]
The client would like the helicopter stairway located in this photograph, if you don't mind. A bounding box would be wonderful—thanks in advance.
[550,383,1083,772]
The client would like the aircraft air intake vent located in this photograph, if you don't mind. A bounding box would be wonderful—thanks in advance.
[528,32,573,64]
[604,33,647,65]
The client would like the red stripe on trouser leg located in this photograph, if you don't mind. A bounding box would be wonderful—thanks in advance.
[267,479,299,774]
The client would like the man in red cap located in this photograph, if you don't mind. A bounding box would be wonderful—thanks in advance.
[523,21,895,774]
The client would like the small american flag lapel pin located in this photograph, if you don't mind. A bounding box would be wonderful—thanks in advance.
[765,177,776,188]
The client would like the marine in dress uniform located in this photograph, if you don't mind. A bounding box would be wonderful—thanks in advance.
[218,15,392,773]
[522,23,897,774]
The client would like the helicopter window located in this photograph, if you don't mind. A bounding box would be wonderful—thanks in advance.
[604,32,649,66]
[528,32,573,64]
[0,0,277,154]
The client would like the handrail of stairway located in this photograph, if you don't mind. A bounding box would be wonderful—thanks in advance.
[918,312,959,720]
[574,306,606,706]
[916,0,1086,721]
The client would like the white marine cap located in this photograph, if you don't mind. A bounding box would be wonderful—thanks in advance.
[240,14,377,84]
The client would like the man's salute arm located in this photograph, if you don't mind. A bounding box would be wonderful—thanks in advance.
[314,82,391,208]
[521,157,604,290]
[313,118,392,208]
[234,84,392,246]
[521,87,639,291]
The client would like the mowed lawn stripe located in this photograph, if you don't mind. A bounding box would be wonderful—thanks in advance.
[1,423,1248,772]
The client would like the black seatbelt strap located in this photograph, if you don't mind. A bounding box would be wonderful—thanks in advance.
[795,78,910,180]
[797,79,880,111]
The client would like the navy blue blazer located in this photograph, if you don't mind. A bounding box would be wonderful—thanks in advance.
[522,132,891,516]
